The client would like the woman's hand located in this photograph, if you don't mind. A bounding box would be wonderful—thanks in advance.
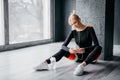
[69,48,77,54]
[77,48,85,54]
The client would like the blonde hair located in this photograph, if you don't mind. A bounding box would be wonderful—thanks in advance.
[68,10,80,25]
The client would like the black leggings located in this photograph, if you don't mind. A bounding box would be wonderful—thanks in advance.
[46,46,102,64]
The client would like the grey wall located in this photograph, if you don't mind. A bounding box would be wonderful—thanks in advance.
[114,0,120,45]
[63,0,105,59]
[76,0,105,59]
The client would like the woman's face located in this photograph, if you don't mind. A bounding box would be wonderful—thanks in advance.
[70,18,80,29]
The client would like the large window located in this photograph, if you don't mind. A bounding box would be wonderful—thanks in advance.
[0,0,54,51]
[8,0,51,44]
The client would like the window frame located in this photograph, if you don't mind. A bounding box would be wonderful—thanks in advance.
[0,0,55,51]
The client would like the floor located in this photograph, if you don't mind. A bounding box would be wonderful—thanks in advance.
[0,42,120,80]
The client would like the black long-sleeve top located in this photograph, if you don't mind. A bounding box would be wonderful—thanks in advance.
[62,27,100,52]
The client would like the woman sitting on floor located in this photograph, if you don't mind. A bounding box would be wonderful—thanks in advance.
[35,11,102,76]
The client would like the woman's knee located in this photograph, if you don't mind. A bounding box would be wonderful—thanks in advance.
[58,49,70,57]
[97,46,102,51]
[95,46,102,55]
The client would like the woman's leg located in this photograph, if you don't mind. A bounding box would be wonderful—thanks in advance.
[46,49,71,64]
[84,46,102,65]
[73,46,102,76]
[35,49,71,71]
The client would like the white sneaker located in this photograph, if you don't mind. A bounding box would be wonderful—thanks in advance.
[73,64,84,76]
[48,57,56,70]
[35,62,49,71]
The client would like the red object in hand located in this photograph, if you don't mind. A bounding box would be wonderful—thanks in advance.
[68,54,76,60]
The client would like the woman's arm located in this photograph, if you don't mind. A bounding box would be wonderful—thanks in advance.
[62,30,74,52]
[84,27,100,51]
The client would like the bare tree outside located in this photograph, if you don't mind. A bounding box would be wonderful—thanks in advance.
[9,0,51,44]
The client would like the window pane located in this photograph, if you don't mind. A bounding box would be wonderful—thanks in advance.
[8,0,51,44]
[0,0,5,45]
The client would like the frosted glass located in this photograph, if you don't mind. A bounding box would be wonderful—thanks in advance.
[9,0,51,44]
